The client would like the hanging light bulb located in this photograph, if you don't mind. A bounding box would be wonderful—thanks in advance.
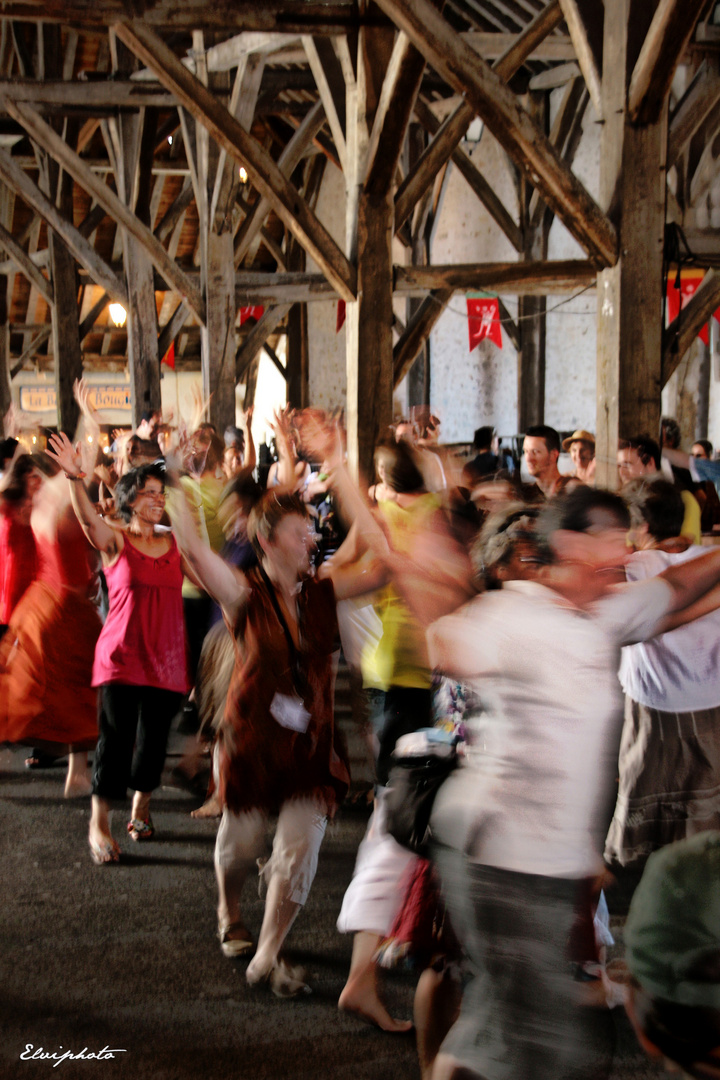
[238,166,248,184]
[109,303,127,328]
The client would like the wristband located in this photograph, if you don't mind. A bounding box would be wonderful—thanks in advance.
[64,471,86,481]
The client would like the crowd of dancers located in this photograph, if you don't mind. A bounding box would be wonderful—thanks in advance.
[1,387,719,1080]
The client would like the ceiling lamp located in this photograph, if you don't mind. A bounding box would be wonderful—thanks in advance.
[109,303,127,328]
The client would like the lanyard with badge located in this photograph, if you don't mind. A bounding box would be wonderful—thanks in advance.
[259,565,312,734]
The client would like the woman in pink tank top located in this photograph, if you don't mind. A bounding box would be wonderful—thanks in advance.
[47,433,189,866]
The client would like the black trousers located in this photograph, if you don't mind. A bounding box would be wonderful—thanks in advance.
[92,684,183,801]
[367,685,433,787]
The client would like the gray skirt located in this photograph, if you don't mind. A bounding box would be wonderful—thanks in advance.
[605,695,720,867]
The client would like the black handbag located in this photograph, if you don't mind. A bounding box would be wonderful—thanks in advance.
[384,748,458,856]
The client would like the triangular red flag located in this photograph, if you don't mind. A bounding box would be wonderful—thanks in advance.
[239,305,264,325]
[336,299,346,333]
[161,341,175,370]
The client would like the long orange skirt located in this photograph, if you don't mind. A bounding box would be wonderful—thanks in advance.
[0,581,101,750]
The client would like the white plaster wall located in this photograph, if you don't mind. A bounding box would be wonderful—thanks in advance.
[429,131,519,442]
[544,92,599,434]
[426,92,602,443]
[306,163,347,412]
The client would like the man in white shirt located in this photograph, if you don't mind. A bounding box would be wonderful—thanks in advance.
[425,486,720,1080]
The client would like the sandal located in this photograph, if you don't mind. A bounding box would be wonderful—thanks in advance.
[247,959,311,998]
[89,837,120,866]
[218,922,254,959]
[127,817,154,841]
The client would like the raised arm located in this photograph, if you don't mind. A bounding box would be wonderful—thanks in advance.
[243,406,256,472]
[166,465,250,623]
[46,432,120,558]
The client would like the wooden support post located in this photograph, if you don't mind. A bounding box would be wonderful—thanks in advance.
[49,132,83,436]
[518,94,548,432]
[596,0,667,489]
[202,229,236,431]
[286,301,308,408]
[347,189,394,482]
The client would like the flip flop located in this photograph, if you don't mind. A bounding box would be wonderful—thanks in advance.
[89,837,120,866]
[127,817,154,841]
[218,923,255,959]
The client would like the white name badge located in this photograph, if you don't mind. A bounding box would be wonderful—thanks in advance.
[270,692,311,734]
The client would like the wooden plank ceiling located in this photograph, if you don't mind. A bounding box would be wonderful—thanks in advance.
[0,0,716,379]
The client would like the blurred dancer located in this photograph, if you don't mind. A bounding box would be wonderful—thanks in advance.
[0,456,100,798]
[423,486,720,1080]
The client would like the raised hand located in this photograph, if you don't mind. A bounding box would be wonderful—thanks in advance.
[46,431,83,478]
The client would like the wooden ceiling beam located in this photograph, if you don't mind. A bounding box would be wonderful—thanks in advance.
[0,217,53,304]
[116,19,357,302]
[0,79,175,109]
[10,325,51,378]
[234,99,326,268]
[377,0,617,266]
[235,302,292,380]
[668,61,720,170]
[211,52,266,235]
[0,3,367,34]
[302,35,347,172]
[78,290,110,341]
[528,75,587,230]
[5,98,206,323]
[557,0,603,118]
[412,95,522,251]
[154,177,194,244]
[662,268,720,385]
[395,258,597,295]
[394,0,563,233]
[0,145,127,303]
[364,25,431,197]
[157,299,190,361]
[628,0,710,126]
[393,287,452,386]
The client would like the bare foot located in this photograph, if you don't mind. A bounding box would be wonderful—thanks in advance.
[88,826,120,866]
[338,984,413,1032]
[191,793,221,819]
[64,774,92,799]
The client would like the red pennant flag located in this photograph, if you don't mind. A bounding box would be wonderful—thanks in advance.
[161,342,175,370]
[336,299,346,333]
[666,269,720,346]
[239,305,264,325]
[467,294,502,350]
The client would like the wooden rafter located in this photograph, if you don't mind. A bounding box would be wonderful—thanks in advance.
[557,0,603,118]
[1,2,364,33]
[116,20,357,303]
[234,99,326,269]
[364,25,430,197]
[376,0,617,267]
[0,78,175,108]
[662,269,720,385]
[10,324,50,378]
[395,259,597,295]
[4,99,206,322]
[0,146,127,303]
[668,62,720,170]
[211,52,265,235]
[0,218,53,304]
[393,287,452,387]
[394,0,563,234]
[302,36,347,173]
[236,302,292,381]
[158,300,190,361]
[412,96,522,251]
[528,76,588,230]
[628,0,710,126]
